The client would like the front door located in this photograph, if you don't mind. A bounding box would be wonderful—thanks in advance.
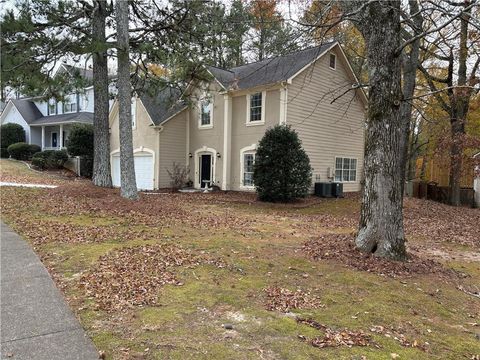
[51,132,58,148]
[200,154,212,188]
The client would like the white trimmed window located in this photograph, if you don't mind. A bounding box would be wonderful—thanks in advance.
[63,100,77,113]
[242,152,256,187]
[48,100,57,115]
[335,157,357,182]
[329,53,336,70]
[246,91,266,125]
[199,93,213,128]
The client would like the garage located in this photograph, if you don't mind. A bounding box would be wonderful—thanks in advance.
[111,151,154,190]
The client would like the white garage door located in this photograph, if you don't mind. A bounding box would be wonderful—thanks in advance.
[112,155,121,188]
[111,153,154,190]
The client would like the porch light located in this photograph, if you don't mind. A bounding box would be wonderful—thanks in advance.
[216,153,221,158]
[188,153,192,158]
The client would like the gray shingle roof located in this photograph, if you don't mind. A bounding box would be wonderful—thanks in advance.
[11,99,43,124]
[62,64,94,81]
[140,87,186,126]
[30,112,93,126]
[208,42,336,90]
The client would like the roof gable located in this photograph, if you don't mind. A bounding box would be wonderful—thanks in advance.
[139,87,186,126]
[288,42,368,106]
[109,87,186,127]
[9,99,43,124]
[57,64,94,81]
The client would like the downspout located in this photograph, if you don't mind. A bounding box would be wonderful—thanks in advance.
[152,124,164,190]
[279,81,288,125]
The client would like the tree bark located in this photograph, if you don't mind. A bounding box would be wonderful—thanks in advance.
[349,1,407,260]
[91,0,112,188]
[399,0,422,191]
[448,4,470,206]
[449,116,465,205]
[115,0,138,200]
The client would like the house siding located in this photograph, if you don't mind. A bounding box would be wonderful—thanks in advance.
[287,46,366,192]
[159,112,187,188]
[230,88,280,191]
[109,98,160,188]
[188,84,225,188]
[0,103,31,143]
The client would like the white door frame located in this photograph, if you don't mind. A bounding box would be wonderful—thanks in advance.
[194,146,217,188]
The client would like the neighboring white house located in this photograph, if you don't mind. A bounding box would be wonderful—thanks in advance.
[0,64,107,150]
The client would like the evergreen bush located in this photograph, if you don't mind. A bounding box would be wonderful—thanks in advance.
[31,150,68,169]
[66,124,94,157]
[253,125,312,202]
[7,142,34,160]
[1,123,25,148]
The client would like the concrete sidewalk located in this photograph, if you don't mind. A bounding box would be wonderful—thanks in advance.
[0,182,58,188]
[1,222,98,360]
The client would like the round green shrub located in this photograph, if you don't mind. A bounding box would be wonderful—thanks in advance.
[29,144,41,156]
[31,155,47,169]
[1,123,26,149]
[66,124,93,157]
[7,142,32,160]
[253,124,312,202]
[51,149,68,167]
[31,150,68,170]
[6,142,41,160]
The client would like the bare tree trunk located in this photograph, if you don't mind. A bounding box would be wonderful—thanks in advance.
[420,155,428,180]
[91,0,112,187]
[448,5,470,206]
[449,118,465,205]
[399,0,422,190]
[407,126,416,181]
[115,0,138,200]
[346,1,407,260]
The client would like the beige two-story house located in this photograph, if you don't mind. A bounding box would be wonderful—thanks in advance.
[109,41,366,192]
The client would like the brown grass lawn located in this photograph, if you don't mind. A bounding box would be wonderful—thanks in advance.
[1,159,479,360]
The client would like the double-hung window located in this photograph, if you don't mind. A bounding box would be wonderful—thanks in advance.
[247,91,265,125]
[48,101,57,115]
[199,94,212,128]
[329,53,336,70]
[243,152,256,187]
[335,157,357,182]
[63,99,76,113]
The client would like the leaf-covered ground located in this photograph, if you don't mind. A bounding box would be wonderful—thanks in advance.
[1,159,479,359]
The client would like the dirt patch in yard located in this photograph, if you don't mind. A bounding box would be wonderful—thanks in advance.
[302,234,455,278]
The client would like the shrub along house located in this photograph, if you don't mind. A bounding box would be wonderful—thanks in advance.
[0,65,97,151]
[109,41,367,192]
